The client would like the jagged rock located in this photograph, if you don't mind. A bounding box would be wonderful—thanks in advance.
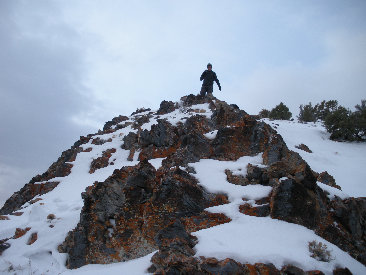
[59,161,229,269]
[133,113,152,129]
[27,232,38,245]
[317,171,341,190]
[91,137,112,145]
[139,119,178,148]
[239,203,270,217]
[103,115,129,131]
[89,148,116,173]
[295,143,313,153]
[270,178,322,229]
[131,107,151,116]
[0,181,59,215]
[121,132,138,150]
[14,227,31,239]
[0,239,10,256]
[2,95,366,273]
[157,100,177,115]
[225,164,270,186]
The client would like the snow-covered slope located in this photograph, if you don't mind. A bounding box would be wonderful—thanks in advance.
[0,97,365,274]
[263,119,366,197]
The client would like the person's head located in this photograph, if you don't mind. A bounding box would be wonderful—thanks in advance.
[207,63,212,71]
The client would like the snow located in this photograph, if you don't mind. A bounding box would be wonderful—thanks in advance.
[317,182,349,200]
[204,130,218,139]
[189,154,270,202]
[0,124,143,274]
[62,252,155,275]
[141,102,213,131]
[148,158,165,170]
[262,119,366,197]
[190,154,366,275]
[1,104,366,274]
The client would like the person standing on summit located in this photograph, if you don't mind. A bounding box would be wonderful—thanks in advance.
[200,63,221,97]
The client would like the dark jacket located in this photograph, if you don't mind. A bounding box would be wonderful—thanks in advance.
[200,70,221,90]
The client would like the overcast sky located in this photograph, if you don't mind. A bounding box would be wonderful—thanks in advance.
[1,0,365,207]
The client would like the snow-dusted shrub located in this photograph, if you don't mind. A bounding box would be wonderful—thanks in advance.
[269,102,292,120]
[258,108,270,118]
[308,240,333,262]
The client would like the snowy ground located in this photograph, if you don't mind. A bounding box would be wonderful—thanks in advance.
[189,155,366,274]
[0,105,365,274]
[262,119,366,197]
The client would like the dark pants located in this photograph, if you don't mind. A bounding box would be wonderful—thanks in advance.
[200,85,213,97]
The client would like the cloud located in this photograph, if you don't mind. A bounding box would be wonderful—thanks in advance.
[223,31,366,116]
[0,1,97,189]
[0,162,36,208]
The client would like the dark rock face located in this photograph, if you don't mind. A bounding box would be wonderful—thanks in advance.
[0,181,59,215]
[89,148,116,174]
[0,239,10,256]
[270,178,321,229]
[103,115,129,131]
[317,171,341,190]
[157,100,177,115]
[295,143,313,153]
[59,161,229,268]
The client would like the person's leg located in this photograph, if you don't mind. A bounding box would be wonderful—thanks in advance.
[207,85,213,98]
[200,86,207,97]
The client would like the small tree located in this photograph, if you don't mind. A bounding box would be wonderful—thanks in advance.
[354,99,366,140]
[324,106,356,141]
[314,100,338,121]
[258,109,270,118]
[269,102,292,120]
[298,103,316,122]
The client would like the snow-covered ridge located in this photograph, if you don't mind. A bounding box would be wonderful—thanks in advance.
[0,97,365,274]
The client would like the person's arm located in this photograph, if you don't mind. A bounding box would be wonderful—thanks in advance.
[214,72,221,90]
[200,71,206,81]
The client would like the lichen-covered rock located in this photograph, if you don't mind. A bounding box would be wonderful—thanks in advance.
[0,181,59,215]
[157,100,177,115]
[89,148,116,173]
[59,161,229,269]
[295,143,313,153]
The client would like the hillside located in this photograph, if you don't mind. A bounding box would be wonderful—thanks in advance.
[0,94,365,275]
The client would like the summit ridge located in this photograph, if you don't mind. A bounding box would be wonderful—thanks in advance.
[0,94,365,274]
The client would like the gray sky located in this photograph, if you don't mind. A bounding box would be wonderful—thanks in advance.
[1,0,366,207]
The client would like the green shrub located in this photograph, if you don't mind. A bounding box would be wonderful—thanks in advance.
[314,100,338,121]
[269,102,292,120]
[324,106,356,141]
[354,100,366,140]
[298,103,316,122]
[258,109,270,118]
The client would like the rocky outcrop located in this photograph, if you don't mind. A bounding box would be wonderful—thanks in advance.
[57,95,366,270]
[59,160,229,269]
[89,148,116,173]
[2,94,366,273]
[0,181,60,215]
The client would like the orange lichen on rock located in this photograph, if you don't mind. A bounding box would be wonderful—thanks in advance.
[89,148,117,174]
[27,232,38,245]
[14,227,31,239]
